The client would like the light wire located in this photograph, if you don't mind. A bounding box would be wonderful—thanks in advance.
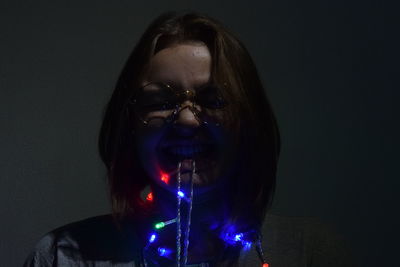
[182,161,195,265]
[176,162,182,267]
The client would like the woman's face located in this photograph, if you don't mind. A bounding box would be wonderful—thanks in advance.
[134,42,236,194]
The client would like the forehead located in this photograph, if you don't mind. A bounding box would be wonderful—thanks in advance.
[141,43,212,89]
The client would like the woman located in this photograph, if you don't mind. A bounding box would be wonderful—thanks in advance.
[24,12,353,267]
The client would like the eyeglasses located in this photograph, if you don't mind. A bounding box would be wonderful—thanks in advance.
[129,82,227,127]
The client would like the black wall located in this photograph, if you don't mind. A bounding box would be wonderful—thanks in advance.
[1,0,397,266]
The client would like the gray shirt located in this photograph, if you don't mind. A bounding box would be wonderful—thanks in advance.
[24,214,355,267]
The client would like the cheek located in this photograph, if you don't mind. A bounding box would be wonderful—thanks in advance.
[211,126,235,153]
[208,126,237,169]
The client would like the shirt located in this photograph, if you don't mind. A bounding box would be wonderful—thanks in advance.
[23,214,355,267]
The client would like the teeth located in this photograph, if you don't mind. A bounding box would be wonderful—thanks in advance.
[168,145,205,157]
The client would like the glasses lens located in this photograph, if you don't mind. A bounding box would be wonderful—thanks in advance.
[134,83,177,124]
[196,85,226,109]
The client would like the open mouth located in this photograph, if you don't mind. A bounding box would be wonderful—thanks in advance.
[157,141,218,171]
[160,144,216,164]
[164,144,213,159]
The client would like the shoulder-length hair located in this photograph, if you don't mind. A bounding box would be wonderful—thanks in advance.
[99,12,280,230]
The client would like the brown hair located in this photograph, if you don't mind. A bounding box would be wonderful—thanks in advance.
[99,12,280,231]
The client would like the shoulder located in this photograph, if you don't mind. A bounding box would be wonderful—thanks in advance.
[262,214,356,266]
[263,213,337,239]
[23,215,141,266]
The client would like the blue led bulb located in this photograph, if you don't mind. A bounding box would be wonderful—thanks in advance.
[243,241,252,251]
[177,191,185,198]
[234,233,243,242]
[149,233,157,243]
[158,247,167,256]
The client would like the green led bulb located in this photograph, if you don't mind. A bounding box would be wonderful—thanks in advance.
[154,222,165,229]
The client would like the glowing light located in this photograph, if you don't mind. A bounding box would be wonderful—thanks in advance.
[154,218,177,230]
[262,263,269,267]
[177,190,185,198]
[243,241,252,251]
[154,222,165,229]
[149,233,157,243]
[158,247,170,257]
[146,192,153,201]
[158,247,166,256]
[221,228,239,245]
[234,233,243,242]
[160,172,170,184]
[221,229,250,245]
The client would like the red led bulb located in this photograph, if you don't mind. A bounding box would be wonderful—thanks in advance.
[160,172,170,184]
[146,192,153,202]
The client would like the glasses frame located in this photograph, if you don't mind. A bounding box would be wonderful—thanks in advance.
[128,82,226,127]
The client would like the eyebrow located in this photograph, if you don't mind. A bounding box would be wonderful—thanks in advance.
[146,81,215,92]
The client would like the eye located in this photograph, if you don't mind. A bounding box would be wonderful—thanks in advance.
[196,85,226,109]
[138,96,175,111]
[134,83,178,112]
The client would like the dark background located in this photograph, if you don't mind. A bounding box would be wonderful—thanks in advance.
[1,0,397,266]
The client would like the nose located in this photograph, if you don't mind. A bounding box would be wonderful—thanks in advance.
[173,100,201,134]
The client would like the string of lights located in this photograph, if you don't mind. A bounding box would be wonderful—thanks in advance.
[141,160,270,266]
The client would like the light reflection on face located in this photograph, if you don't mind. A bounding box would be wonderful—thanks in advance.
[134,42,236,194]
